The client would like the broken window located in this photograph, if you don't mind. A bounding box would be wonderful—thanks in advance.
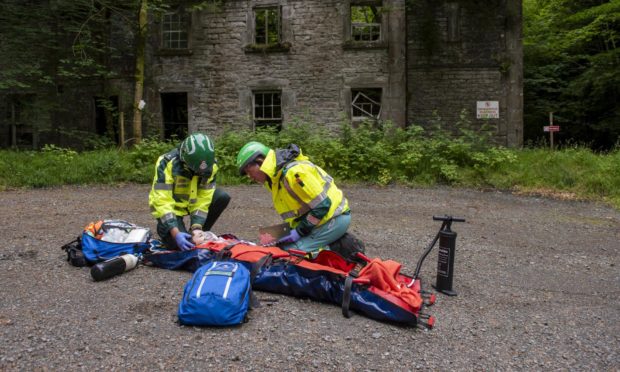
[253,91,282,129]
[162,11,189,49]
[351,4,381,42]
[351,88,382,120]
[254,7,280,45]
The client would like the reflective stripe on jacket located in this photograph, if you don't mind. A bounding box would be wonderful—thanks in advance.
[260,148,349,229]
[149,148,218,232]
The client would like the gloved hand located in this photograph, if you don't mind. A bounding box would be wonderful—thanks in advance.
[174,232,195,251]
[276,229,301,245]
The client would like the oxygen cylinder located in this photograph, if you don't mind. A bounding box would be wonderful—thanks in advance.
[90,254,138,282]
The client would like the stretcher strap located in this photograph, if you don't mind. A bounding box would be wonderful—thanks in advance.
[215,242,239,260]
[342,276,353,318]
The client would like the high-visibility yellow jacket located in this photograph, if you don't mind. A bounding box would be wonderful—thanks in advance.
[149,148,218,232]
[260,145,349,235]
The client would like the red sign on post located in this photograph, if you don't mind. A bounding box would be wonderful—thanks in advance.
[546,112,560,150]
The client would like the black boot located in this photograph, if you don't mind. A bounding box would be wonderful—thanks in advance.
[329,232,365,260]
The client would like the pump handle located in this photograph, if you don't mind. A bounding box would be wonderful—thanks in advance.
[432,215,466,223]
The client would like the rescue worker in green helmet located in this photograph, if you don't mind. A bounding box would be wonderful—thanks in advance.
[237,141,359,255]
[149,133,230,251]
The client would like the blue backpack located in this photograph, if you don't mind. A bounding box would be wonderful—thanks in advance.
[63,220,152,266]
[81,233,151,264]
[178,261,252,326]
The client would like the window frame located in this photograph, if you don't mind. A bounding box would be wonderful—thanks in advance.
[253,6,281,46]
[245,4,290,53]
[160,10,190,52]
[344,1,387,49]
[350,88,382,121]
[350,5,382,42]
[252,90,283,130]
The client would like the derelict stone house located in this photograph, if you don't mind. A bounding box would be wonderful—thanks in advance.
[144,0,522,146]
[1,0,522,148]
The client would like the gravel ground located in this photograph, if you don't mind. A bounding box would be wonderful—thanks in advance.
[0,184,618,371]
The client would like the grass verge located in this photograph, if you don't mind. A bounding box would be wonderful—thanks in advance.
[0,124,617,210]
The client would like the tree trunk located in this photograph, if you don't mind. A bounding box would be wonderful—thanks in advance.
[132,0,147,145]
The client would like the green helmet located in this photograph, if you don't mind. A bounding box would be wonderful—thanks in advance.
[236,141,270,176]
[179,133,215,175]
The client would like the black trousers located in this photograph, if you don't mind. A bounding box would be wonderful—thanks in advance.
[157,188,231,249]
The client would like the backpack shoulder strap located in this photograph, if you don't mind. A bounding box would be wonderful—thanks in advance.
[61,236,81,252]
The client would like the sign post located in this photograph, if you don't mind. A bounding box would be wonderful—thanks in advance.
[549,112,554,150]
[119,112,125,150]
[543,112,560,150]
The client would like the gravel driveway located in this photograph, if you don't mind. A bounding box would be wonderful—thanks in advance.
[1,184,618,371]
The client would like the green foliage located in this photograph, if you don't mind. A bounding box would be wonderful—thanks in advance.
[0,117,618,209]
[126,137,179,182]
[48,127,118,150]
[41,144,78,162]
[128,137,178,166]
[0,0,140,147]
[0,1,121,91]
[214,126,270,184]
[480,146,620,209]
[201,116,517,188]
[523,0,620,150]
[187,1,224,13]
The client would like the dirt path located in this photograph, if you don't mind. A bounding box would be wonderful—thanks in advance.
[1,184,618,370]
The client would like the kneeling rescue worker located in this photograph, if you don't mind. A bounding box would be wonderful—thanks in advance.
[149,133,230,251]
[237,141,360,255]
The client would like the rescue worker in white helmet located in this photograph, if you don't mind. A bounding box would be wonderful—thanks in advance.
[236,141,359,255]
[149,133,230,251]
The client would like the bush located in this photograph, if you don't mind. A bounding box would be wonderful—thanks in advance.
[0,117,617,210]
[126,137,178,183]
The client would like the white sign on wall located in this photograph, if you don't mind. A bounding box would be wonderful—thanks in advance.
[476,101,499,119]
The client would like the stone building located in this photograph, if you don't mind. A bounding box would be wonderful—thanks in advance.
[0,0,523,148]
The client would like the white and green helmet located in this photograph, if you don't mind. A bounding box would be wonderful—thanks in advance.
[179,133,215,175]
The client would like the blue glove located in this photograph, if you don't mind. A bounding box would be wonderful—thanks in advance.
[174,232,195,251]
[277,229,301,245]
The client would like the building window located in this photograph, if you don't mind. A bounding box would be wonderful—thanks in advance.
[351,4,381,42]
[253,91,282,129]
[254,7,280,45]
[162,11,189,49]
[447,2,461,42]
[351,88,382,120]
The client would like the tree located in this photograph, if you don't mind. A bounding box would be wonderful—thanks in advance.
[0,0,127,148]
[132,0,148,145]
[524,0,619,149]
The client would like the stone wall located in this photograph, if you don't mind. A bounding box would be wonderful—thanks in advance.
[407,0,522,146]
[149,0,401,134]
[145,0,522,146]
[0,0,522,149]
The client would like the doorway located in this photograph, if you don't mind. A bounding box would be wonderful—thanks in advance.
[94,96,119,145]
[161,92,188,140]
